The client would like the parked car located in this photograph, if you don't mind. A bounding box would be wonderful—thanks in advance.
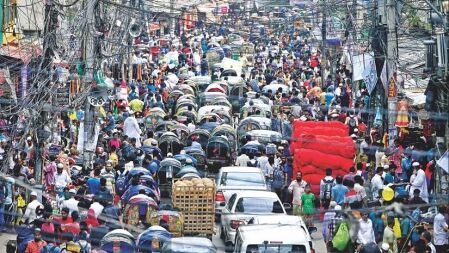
[161,237,216,253]
[215,167,268,218]
[233,224,312,253]
[245,215,316,252]
[220,191,289,249]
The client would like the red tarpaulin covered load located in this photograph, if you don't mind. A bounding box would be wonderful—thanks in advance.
[291,121,356,195]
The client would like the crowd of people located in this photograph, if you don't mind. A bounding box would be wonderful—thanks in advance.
[0,5,447,253]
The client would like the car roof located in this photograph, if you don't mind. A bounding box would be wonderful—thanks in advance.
[238,224,309,243]
[249,215,306,226]
[232,190,280,198]
[219,167,264,173]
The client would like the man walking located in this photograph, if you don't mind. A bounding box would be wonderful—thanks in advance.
[288,172,308,216]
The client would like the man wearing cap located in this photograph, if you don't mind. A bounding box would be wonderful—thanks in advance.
[383,216,398,253]
[409,162,428,203]
[357,211,376,247]
[123,110,142,148]
[371,167,385,201]
[22,191,42,224]
[54,163,71,189]
[62,189,79,215]
[25,228,47,253]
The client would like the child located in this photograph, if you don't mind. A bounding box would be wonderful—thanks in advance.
[301,184,316,227]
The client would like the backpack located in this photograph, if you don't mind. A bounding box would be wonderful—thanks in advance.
[121,144,137,162]
[78,241,89,253]
[323,178,333,200]
[332,221,350,251]
[41,244,61,253]
[349,117,357,128]
[115,173,127,196]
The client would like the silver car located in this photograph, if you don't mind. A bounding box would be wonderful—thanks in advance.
[220,191,287,250]
[215,167,268,217]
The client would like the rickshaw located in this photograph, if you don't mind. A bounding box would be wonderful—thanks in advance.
[230,44,241,60]
[101,229,135,253]
[157,158,182,198]
[247,130,283,146]
[149,210,184,238]
[220,68,238,78]
[241,42,255,63]
[182,80,198,94]
[211,97,232,109]
[240,102,272,118]
[175,109,198,123]
[159,132,184,157]
[188,76,211,92]
[206,136,232,173]
[121,184,159,203]
[222,76,245,86]
[237,116,272,145]
[161,237,216,253]
[211,124,237,153]
[154,121,177,139]
[173,84,196,96]
[144,108,166,130]
[229,84,250,112]
[205,83,226,94]
[123,195,159,229]
[136,226,172,253]
[184,147,207,171]
[171,124,190,142]
[199,114,222,131]
[198,105,232,121]
[198,92,228,107]
[175,97,198,113]
[186,129,211,150]
[240,142,266,156]
[173,153,198,167]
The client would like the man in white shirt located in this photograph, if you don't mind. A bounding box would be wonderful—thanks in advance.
[235,152,250,167]
[409,162,429,203]
[433,206,448,253]
[371,167,384,200]
[54,163,71,188]
[357,211,376,246]
[89,199,104,218]
[123,110,142,147]
[421,231,437,253]
[257,151,269,173]
[22,191,42,223]
[62,189,79,215]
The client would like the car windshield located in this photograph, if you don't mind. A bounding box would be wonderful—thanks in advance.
[220,172,265,187]
[235,197,284,213]
[246,244,306,253]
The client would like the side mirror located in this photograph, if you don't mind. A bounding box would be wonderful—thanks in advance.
[220,202,226,207]
[283,203,292,210]
[308,226,318,234]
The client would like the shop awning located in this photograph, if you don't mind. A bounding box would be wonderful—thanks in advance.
[0,44,42,65]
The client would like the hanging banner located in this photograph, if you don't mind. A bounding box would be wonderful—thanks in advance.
[387,74,397,99]
[362,59,377,94]
[20,65,28,98]
[380,62,387,93]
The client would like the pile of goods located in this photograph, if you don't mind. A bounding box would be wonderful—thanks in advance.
[172,178,215,238]
[290,121,357,194]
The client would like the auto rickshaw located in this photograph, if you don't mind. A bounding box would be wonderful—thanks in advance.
[136,226,172,253]
[211,124,237,153]
[186,129,211,150]
[149,210,184,237]
[206,136,232,173]
[159,132,184,157]
[101,229,135,253]
[157,158,182,198]
[123,195,159,228]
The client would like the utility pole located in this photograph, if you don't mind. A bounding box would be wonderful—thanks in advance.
[34,0,58,185]
[82,0,98,167]
[170,0,175,35]
[321,0,327,86]
[386,0,398,146]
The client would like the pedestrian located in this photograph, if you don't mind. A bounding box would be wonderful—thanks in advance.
[25,228,47,253]
[409,162,429,203]
[22,191,42,224]
[383,216,398,253]
[331,176,348,206]
[433,205,448,253]
[271,161,285,199]
[323,201,337,243]
[288,172,308,216]
[123,110,142,148]
[320,168,335,210]
[62,189,79,215]
[371,167,385,201]
[357,211,376,247]
[421,231,437,253]
[301,184,316,227]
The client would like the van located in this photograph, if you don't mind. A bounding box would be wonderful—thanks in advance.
[234,224,311,253]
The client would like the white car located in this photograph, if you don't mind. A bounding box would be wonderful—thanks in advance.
[215,167,268,217]
[245,215,315,253]
[220,191,288,249]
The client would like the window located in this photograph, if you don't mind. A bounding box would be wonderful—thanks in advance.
[226,193,237,211]
[220,172,265,187]
[246,244,306,253]
[234,198,284,214]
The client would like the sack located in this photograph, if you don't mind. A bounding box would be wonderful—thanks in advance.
[349,117,357,128]
[323,178,333,200]
[332,221,350,251]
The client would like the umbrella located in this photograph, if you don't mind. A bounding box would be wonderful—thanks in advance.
[176,166,199,177]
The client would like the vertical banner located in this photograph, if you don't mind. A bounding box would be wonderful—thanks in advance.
[0,0,3,45]
[387,75,397,99]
